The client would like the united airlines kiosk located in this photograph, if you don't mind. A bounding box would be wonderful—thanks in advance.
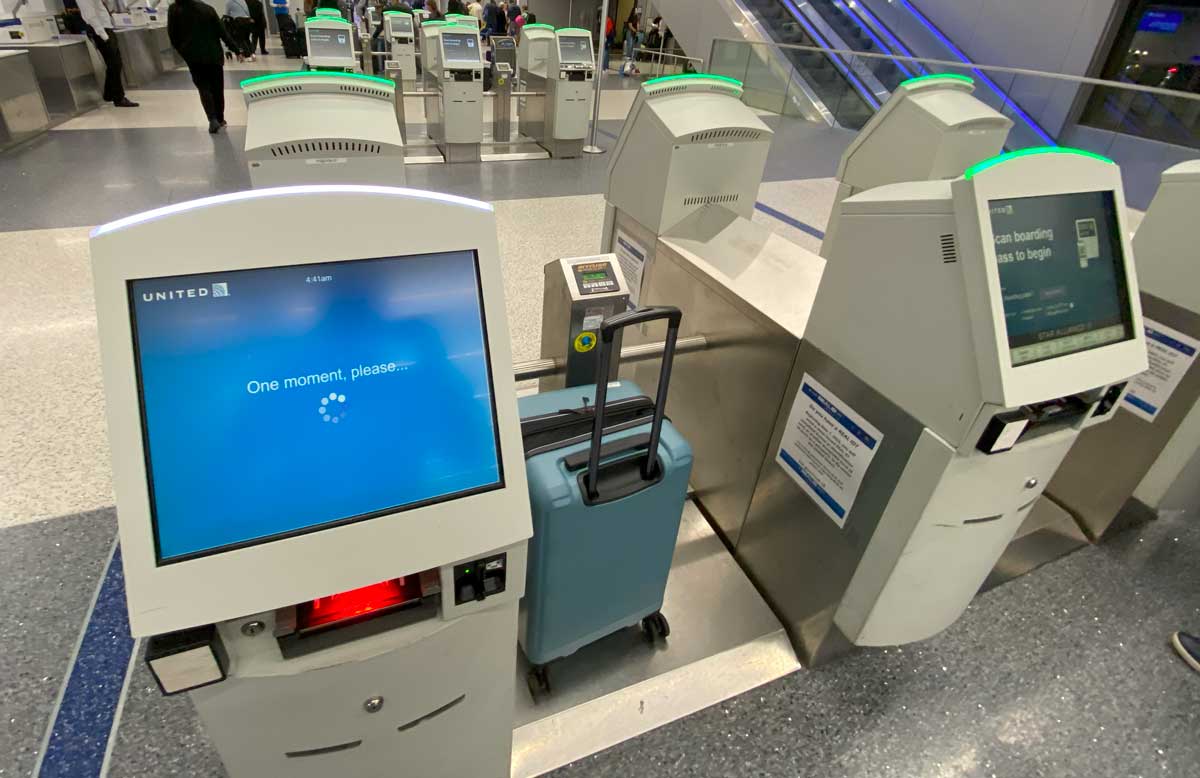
[90,185,531,778]
[733,148,1146,664]
[1045,159,1200,536]
[533,27,595,158]
[240,72,406,188]
[822,73,1013,255]
[304,15,358,71]
[383,9,417,86]
[431,24,484,163]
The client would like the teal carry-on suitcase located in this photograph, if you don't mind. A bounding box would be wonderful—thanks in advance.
[518,306,693,697]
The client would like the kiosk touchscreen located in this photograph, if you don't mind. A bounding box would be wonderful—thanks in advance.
[91,185,531,778]
[384,9,417,84]
[1045,159,1200,537]
[241,72,405,188]
[822,74,1013,257]
[535,28,594,158]
[434,26,484,162]
[304,16,357,70]
[732,148,1146,664]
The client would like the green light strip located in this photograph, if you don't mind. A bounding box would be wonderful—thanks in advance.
[644,73,743,89]
[314,8,340,15]
[522,23,554,30]
[900,73,974,88]
[557,27,590,34]
[421,20,447,26]
[964,147,1114,179]
[240,71,394,89]
[306,16,351,24]
[383,10,411,15]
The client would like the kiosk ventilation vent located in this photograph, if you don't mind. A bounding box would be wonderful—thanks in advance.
[683,194,740,207]
[689,128,762,143]
[269,141,383,156]
[249,84,304,99]
[338,84,393,99]
[939,233,958,263]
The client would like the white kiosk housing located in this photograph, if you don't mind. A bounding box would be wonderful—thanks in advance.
[532,27,594,158]
[418,19,446,87]
[822,73,1013,256]
[516,24,555,144]
[383,9,417,86]
[1046,159,1200,535]
[241,72,405,188]
[734,148,1146,663]
[90,185,531,778]
[304,15,358,71]
[431,23,484,163]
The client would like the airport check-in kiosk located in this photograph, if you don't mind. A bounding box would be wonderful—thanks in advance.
[516,24,554,144]
[305,15,358,71]
[534,27,594,158]
[383,10,417,86]
[419,20,446,88]
[90,185,531,778]
[603,75,832,553]
[241,72,405,188]
[1045,159,1200,535]
[822,73,1013,256]
[431,24,484,163]
[733,149,1146,664]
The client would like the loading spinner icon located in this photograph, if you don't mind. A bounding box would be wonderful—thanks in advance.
[319,392,347,423]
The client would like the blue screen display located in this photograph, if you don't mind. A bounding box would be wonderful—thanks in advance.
[1138,10,1183,33]
[990,190,1133,366]
[129,251,503,563]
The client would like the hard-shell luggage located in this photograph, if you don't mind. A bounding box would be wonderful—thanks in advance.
[517,307,693,696]
[281,27,306,58]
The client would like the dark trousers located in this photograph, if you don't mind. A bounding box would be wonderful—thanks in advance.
[188,62,226,123]
[252,19,268,53]
[89,29,126,102]
[230,17,254,55]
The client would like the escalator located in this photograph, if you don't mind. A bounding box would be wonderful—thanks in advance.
[741,0,879,129]
[736,0,1055,145]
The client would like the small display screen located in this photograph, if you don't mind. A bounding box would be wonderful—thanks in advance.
[441,32,480,63]
[388,15,413,34]
[307,26,353,59]
[558,36,593,64]
[493,37,515,49]
[989,190,1134,366]
[582,272,608,281]
[129,251,503,564]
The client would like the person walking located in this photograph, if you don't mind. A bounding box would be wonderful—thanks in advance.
[169,0,244,133]
[76,0,139,107]
[226,0,255,59]
[247,0,269,55]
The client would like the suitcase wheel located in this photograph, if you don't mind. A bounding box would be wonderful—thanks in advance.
[641,611,670,643]
[527,664,551,702]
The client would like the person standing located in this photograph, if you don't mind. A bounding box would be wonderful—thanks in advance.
[76,0,139,107]
[446,0,465,14]
[482,0,501,35]
[246,0,269,55]
[170,0,244,133]
[467,0,481,21]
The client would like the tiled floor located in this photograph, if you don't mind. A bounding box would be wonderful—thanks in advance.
[0,37,1194,778]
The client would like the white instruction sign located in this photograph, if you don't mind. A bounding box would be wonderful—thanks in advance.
[776,374,883,528]
[1123,318,1200,423]
[613,229,647,306]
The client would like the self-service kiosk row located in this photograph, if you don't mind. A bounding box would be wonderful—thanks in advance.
[605,73,1148,664]
[91,70,1166,778]
[518,24,595,158]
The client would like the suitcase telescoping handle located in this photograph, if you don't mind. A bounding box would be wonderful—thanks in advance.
[585,306,683,500]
